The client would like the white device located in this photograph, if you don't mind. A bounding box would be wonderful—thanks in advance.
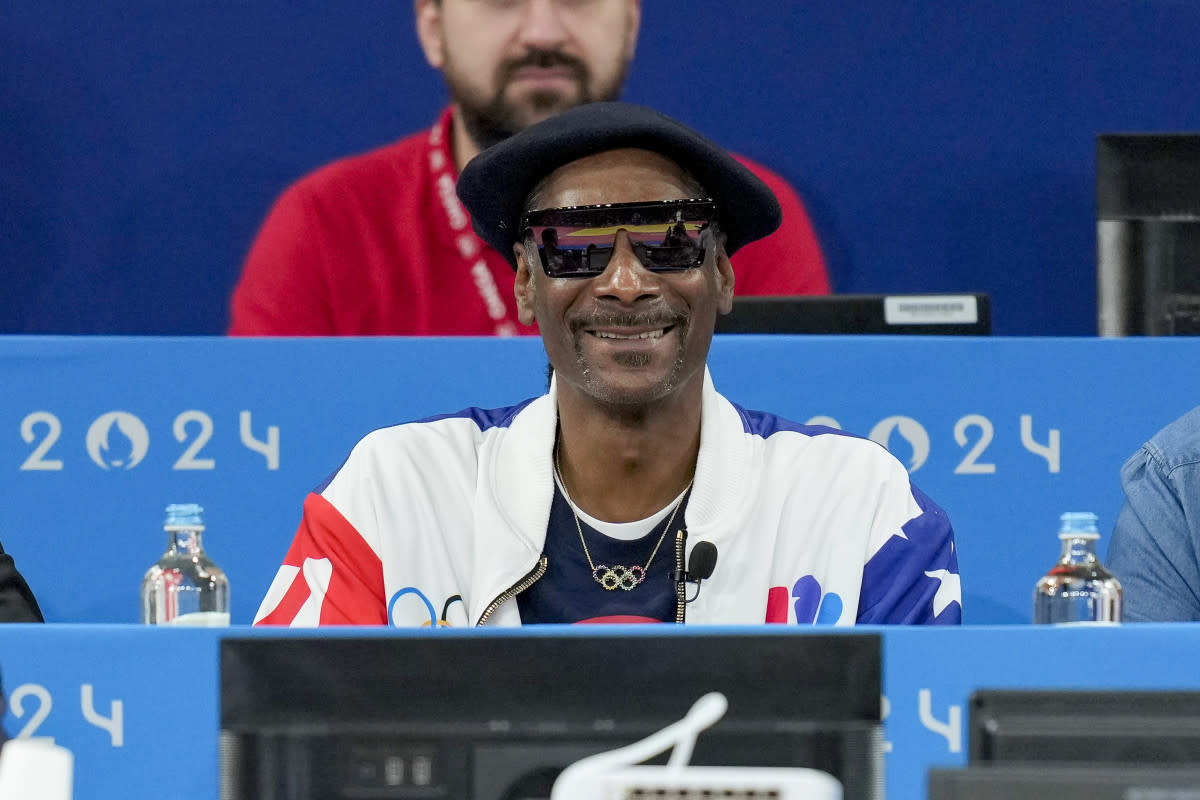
[550,692,842,800]
[0,738,74,800]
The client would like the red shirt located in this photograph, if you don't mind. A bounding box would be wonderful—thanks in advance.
[229,109,829,336]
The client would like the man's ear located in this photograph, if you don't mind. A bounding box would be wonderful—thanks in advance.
[625,0,642,62]
[715,247,735,316]
[415,0,446,69]
[514,242,538,326]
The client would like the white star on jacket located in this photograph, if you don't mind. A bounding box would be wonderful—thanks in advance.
[924,569,962,617]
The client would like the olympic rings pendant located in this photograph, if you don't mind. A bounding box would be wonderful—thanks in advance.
[592,564,647,591]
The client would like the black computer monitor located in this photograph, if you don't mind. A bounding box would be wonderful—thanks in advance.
[715,294,991,335]
[969,689,1200,765]
[1097,133,1200,336]
[220,629,882,800]
[930,764,1200,800]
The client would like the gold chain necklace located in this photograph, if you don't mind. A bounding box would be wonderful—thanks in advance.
[554,445,691,591]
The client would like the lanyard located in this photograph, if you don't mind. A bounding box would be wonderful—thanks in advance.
[427,111,522,337]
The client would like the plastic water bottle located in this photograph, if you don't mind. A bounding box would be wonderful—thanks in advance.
[1033,511,1122,624]
[140,503,230,626]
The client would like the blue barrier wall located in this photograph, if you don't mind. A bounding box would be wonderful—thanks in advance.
[2,335,1197,626]
[6,1,1200,335]
[3,624,1199,800]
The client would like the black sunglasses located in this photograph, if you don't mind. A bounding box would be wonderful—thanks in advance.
[519,199,718,278]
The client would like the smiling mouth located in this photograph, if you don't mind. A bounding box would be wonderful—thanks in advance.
[590,326,673,341]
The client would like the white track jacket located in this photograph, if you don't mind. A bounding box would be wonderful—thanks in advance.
[255,370,961,627]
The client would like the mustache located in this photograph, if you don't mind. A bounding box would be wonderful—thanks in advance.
[570,308,688,333]
[500,49,589,82]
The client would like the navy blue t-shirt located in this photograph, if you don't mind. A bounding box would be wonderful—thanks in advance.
[517,484,689,624]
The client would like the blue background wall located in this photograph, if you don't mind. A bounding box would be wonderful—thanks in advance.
[4,335,1198,627]
[4,0,1200,336]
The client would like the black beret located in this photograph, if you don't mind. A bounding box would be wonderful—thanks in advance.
[456,102,783,270]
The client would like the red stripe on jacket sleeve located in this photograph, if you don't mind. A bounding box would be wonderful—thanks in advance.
[255,492,387,626]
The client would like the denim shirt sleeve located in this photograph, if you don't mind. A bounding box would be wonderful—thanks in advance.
[1107,412,1200,622]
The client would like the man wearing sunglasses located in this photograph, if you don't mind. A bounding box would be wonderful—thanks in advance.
[254,103,960,628]
[227,0,829,337]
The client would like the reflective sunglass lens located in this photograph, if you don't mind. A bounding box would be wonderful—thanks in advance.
[522,200,717,277]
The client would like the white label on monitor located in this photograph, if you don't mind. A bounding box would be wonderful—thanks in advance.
[884,295,978,325]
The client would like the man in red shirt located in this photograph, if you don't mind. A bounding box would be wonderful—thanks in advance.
[228,0,829,337]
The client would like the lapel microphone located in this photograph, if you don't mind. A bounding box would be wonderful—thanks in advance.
[673,541,719,604]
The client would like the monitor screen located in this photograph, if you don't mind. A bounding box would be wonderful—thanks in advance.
[969,689,1200,765]
[715,294,991,335]
[930,764,1200,800]
[1097,133,1200,336]
[220,629,882,800]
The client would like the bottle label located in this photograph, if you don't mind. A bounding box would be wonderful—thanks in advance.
[165,611,230,627]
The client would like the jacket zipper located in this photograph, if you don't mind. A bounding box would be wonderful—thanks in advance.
[475,555,549,626]
[674,529,687,624]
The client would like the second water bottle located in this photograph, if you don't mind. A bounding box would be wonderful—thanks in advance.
[1033,511,1122,624]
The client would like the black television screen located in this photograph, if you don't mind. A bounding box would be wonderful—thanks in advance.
[969,689,1200,765]
[220,630,882,800]
[715,294,991,335]
[930,764,1200,800]
[1097,133,1200,336]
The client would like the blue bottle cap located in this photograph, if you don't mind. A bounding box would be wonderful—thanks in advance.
[164,503,205,528]
[1058,511,1099,537]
